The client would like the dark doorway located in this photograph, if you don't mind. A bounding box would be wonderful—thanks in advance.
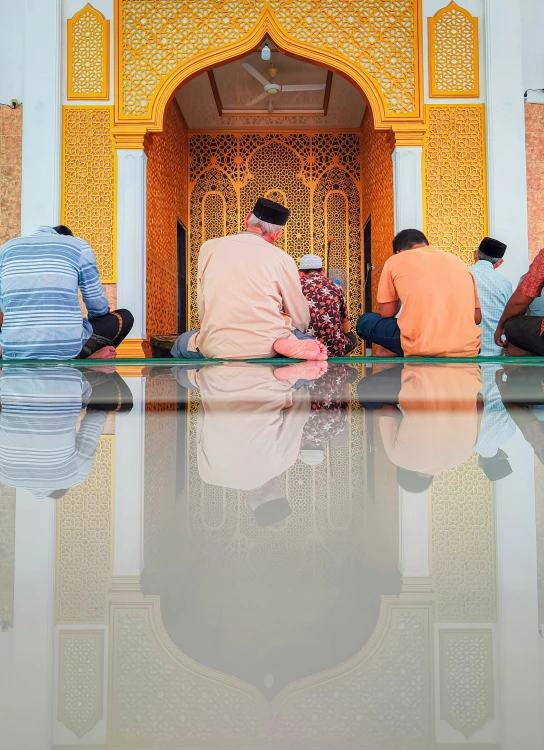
[177,221,188,334]
[363,217,372,313]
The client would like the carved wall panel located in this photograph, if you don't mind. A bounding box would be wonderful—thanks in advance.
[431,455,496,622]
[56,436,114,624]
[424,105,487,265]
[58,630,104,739]
[110,600,431,746]
[439,629,494,739]
[188,131,362,335]
[428,2,479,98]
[146,100,188,336]
[67,4,110,100]
[360,110,395,310]
[62,107,116,282]
[0,485,16,630]
[118,0,419,119]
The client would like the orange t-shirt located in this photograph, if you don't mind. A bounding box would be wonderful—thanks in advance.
[377,246,482,357]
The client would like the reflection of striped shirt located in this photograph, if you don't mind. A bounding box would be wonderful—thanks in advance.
[0,227,109,360]
[0,367,106,496]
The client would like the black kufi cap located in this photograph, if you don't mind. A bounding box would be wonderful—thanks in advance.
[252,197,290,227]
[479,452,513,482]
[479,236,507,259]
[253,497,292,528]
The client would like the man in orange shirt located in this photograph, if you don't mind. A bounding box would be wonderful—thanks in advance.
[356,230,482,357]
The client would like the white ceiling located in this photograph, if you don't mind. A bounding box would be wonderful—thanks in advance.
[176,49,366,129]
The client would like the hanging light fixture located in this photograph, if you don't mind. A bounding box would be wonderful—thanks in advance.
[261,43,271,61]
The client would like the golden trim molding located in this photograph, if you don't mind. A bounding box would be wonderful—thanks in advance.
[428,1,479,99]
[67,3,110,101]
[116,338,151,358]
[113,1,425,144]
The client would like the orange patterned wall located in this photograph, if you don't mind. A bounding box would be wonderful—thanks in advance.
[146,99,188,337]
[0,106,22,246]
[360,110,395,310]
[525,104,544,262]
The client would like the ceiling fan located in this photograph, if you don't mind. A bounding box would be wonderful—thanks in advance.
[241,61,326,111]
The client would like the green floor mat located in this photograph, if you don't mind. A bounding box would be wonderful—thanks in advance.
[0,355,543,367]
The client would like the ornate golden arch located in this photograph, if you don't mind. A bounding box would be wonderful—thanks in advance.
[113,3,426,147]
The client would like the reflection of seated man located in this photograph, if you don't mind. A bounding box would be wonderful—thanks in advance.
[474,363,515,481]
[144,363,402,698]
[359,363,482,490]
[299,364,357,465]
[171,198,327,362]
[356,229,481,358]
[0,367,132,497]
[496,364,544,465]
[495,247,544,355]
[172,361,325,525]
[0,226,133,360]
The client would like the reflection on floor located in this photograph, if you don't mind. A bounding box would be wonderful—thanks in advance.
[0,361,543,748]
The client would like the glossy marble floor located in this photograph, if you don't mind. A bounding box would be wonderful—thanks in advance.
[0,361,543,749]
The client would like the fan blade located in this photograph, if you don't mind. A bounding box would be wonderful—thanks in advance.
[281,83,327,91]
[244,92,268,107]
[241,62,270,87]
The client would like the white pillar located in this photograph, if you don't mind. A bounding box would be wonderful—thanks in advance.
[495,430,540,749]
[113,377,146,577]
[485,0,530,286]
[399,487,430,577]
[392,147,424,233]
[0,491,56,749]
[21,0,62,233]
[116,150,147,341]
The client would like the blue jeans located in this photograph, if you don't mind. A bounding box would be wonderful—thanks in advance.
[356,313,404,356]
[170,329,314,359]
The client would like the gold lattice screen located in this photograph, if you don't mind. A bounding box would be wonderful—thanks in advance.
[188,132,362,332]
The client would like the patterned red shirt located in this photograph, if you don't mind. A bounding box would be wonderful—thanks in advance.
[518,247,544,334]
[299,271,350,356]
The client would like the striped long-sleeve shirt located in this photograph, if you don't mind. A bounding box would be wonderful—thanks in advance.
[0,226,109,359]
[0,367,106,497]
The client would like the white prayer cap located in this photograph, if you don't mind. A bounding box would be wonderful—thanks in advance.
[300,449,325,465]
[299,254,323,270]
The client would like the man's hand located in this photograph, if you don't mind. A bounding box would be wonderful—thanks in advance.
[494,289,534,349]
[494,323,506,348]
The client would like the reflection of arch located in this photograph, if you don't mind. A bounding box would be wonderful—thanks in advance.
[113,5,426,146]
[110,592,431,743]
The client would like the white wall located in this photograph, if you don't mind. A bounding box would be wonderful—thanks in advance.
[521,0,544,103]
[0,0,25,103]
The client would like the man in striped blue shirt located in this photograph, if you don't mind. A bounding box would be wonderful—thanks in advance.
[0,226,133,360]
[469,237,512,356]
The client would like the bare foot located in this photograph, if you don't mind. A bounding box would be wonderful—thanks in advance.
[504,343,533,357]
[89,346,117,360]
[273,338,328,361]
[273,360,328,382]
[375,346,400,358]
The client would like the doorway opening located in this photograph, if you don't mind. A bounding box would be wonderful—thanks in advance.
[176,220,188,334]
[145,40,395,350]
[363,217,373,314]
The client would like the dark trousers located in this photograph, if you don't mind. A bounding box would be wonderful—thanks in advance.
[356,313,404,356]
[356,364,404,409]
[504,315,544,356]
[77,309,134,358]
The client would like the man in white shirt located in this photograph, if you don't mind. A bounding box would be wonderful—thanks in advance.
[469,237,512,356]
